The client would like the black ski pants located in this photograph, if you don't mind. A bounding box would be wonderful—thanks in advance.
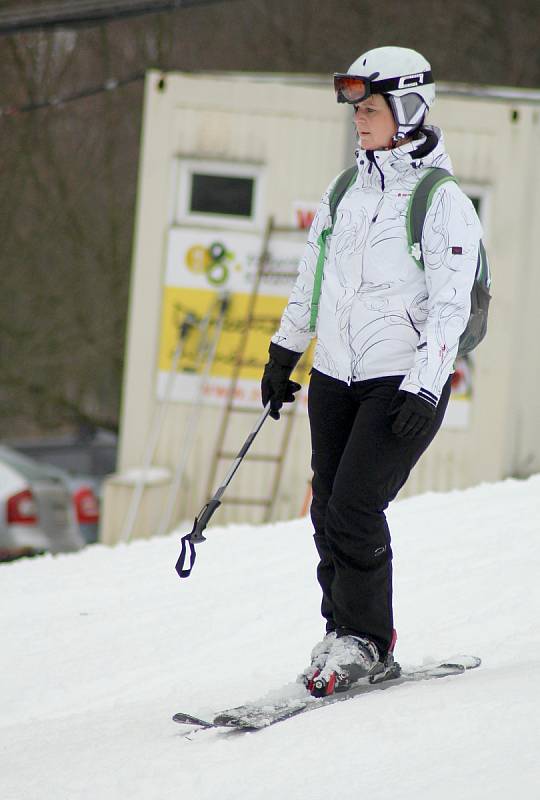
[308,369,452,658]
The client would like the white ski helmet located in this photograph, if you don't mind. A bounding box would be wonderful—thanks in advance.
[334,46,435,140]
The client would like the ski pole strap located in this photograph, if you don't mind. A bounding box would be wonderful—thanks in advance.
[174,497,221,579]
[176,533,197,578]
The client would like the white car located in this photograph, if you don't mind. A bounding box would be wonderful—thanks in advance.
[0,445,85,562]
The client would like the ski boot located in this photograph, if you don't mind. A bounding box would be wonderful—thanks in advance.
[310,629,401,697]
[299,631,337,692]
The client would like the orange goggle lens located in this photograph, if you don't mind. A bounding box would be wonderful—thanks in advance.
[334,74,370,103]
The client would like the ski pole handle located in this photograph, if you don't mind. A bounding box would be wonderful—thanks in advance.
[189,497,222,544]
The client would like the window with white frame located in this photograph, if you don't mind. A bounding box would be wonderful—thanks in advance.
[174,159,264,228]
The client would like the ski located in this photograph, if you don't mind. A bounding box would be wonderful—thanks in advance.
[172,712,217,729]
[173,654,481,731]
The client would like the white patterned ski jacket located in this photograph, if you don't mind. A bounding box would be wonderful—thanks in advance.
[272,126,483,405]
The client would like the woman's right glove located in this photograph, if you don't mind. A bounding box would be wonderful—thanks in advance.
[388,390,437,439]
[261,342,302,420]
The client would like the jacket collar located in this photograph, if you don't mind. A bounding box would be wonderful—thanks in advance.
[354,126,453,190]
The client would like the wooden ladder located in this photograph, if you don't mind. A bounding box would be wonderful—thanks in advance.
[205,216,310,522]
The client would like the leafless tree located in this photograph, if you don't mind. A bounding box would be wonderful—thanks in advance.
[0,0,538,437]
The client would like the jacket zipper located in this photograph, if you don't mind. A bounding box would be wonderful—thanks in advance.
[366,150,385,190]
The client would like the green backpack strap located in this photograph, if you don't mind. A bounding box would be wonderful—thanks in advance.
[309,166,358,332]
[406,166,492,357]
[406,167,457,269]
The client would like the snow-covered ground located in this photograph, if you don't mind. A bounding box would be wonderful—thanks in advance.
[1,475,539,800]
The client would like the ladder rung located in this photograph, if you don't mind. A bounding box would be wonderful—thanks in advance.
[220,498,272,506]
[218,452,281,462]
[220,405,262,414]
[221,405,296,416]
[261,271,297,279]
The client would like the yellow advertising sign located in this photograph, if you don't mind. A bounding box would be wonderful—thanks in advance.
[157,227,309,406]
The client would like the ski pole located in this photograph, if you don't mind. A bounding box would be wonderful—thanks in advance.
[175,402,272,578]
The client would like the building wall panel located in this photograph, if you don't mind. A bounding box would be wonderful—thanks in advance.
[102,72,540,545]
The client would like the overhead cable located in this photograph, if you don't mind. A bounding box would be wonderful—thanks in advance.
[0,0,238,35]
[0,71,146,117]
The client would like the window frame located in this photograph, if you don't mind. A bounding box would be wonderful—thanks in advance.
[173,158,265,230]
[460,182,491,242]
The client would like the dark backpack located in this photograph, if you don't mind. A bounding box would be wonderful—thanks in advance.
[310,165,491,357]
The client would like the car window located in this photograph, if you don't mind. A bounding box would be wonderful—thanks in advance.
[0,446,63,483]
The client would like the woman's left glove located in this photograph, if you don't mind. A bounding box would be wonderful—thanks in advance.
[261,342,302,420]
[388,390,436,439]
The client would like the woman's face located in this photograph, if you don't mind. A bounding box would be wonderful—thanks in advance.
[353,94,398,150]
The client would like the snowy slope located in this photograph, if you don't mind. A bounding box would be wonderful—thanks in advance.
[1,476,539,800]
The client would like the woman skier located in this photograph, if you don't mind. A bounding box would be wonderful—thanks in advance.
[261,46,484,696]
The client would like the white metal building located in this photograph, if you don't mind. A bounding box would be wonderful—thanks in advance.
[100,70,540,545]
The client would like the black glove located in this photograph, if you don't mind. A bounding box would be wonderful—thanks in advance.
[388,390,437,439]
[261,342,302,420]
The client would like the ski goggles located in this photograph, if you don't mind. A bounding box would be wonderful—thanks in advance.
[334,70,434,104]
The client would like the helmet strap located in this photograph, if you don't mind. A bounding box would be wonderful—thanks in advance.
[385,93,427,140]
